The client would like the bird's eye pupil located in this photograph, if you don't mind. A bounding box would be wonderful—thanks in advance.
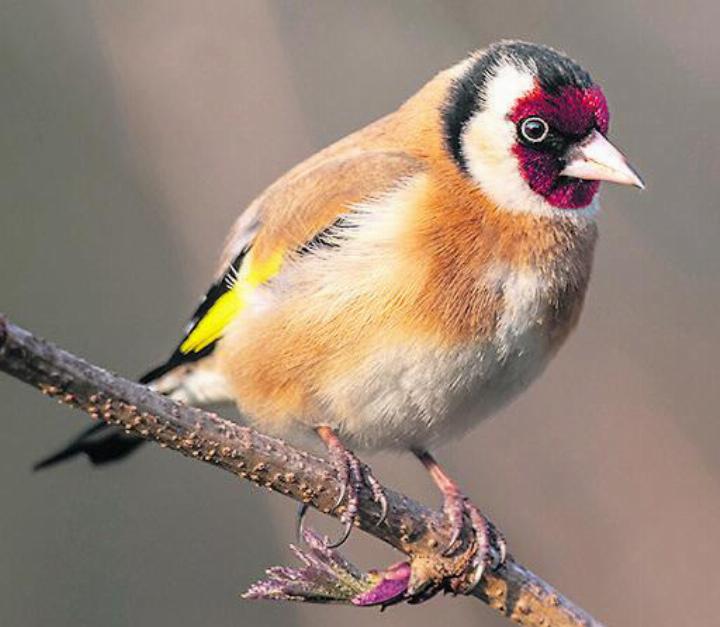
[519,117,549,144]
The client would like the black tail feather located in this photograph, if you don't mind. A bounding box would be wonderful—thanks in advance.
[37,245,251,470]
[33,361,173,471]
[33,422,146,470]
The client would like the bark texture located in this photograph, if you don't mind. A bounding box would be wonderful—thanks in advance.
[0,315,603,626]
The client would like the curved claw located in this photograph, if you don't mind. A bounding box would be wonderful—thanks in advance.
[375,495,389,527]
[332,481,347,512]
[295,502,309,543]
[488,524,508,568]
[497,542,507,565]
[362,467,389,527]
[315,426,387,546]
[468,559,486,591]
[443,525,463,556]
[410,449,508,596]
[326,518,353,549]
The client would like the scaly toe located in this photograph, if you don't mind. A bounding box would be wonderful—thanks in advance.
[441,492,467,555]
[322,440,387,548]
[325,450,359,548]
[329,454,350,513]
[361,463,389,526]
[437,496,506,594]
[460,500,506,593]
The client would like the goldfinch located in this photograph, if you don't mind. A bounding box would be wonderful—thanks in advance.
[38,41,643,587]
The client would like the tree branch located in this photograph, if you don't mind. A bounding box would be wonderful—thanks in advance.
[0,315,603,626]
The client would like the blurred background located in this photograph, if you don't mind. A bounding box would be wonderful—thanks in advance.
[1,1,719,626]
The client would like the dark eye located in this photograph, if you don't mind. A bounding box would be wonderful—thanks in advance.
[519,117,549,144]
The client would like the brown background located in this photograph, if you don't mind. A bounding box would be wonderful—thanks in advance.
[1,2,719,626]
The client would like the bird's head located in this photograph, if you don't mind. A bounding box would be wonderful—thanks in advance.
[443,41,643,217]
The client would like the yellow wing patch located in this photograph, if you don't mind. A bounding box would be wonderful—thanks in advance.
[179,248,284,354]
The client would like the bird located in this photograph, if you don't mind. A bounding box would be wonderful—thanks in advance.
[37,40,643,591]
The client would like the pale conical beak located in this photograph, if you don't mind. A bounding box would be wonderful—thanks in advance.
[561,130,645,189]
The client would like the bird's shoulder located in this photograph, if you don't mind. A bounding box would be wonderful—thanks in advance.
[248,147,424,266]
[147,70,460,374]
[219,66,459,271]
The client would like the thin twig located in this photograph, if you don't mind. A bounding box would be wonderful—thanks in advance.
[0,315,602,626]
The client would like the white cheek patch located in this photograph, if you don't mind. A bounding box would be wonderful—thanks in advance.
[461,61,599,220]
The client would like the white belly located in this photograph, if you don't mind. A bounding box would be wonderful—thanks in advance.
[326,325,551,452]
[322,267,557,451]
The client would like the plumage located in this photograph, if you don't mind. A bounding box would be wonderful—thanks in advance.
[38,40,643,596]
[218,172,597,451]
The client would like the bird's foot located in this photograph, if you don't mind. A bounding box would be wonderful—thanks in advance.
[400,493,506,602]
[357,491,508,605]
[440,489,506,593]
[410,449,507,598]
[316,426,388,548]
[245,520,507,608]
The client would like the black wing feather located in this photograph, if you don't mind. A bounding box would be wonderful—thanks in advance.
[35,219,353,470]
[35,246,251,469]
